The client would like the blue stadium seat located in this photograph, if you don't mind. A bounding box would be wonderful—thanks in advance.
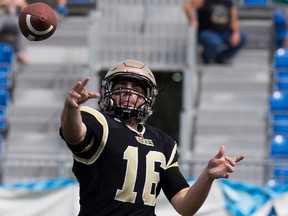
[68,0,93,3]
[270,114,288,134]
[241,0,269,6]
[274,48,288,69]
[270,91,288,112]
[0,106,8,137]
[0,43,14,64]
[0,66,9,72]
[0,66,12,89]
[0,88,10,107]
[273,166,288,177]
[0,64,13,75]
[273,69,288,91]
[269,134,288,183]
[270,135,288,156]
[273,8,287,49]
[0,106,7,118]
[0,117,7,133]
[0,134,3,153]
[274,8,287,27]
[272,165,288,184]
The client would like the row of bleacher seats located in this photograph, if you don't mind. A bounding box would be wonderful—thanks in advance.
[0,42,15,153]
[269,47,288,184]
[240,0,271,6]
[264,2,288,184]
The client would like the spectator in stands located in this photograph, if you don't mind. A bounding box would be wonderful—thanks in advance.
[59,59,244,215]
[0,0,28,64]
[183,0,248,64]
[56,0,68,17]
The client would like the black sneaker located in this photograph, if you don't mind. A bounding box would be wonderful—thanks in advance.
[214,56,231,65]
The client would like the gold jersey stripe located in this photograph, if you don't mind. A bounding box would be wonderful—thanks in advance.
[73,106,109,165]
[166,142,178,169]
[73,137,94,154]
[167,162,179,169]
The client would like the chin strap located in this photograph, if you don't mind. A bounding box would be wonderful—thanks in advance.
[114,107,139,119]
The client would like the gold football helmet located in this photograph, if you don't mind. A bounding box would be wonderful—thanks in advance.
[99,59,158,121]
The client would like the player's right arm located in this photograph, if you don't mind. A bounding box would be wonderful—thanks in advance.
[61,101,86,145]
[61,77,100,145]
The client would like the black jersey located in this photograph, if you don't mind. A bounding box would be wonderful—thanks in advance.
[60,106,189,216]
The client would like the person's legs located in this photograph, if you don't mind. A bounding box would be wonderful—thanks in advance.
[0,15,28,64]
[216,31,248,61]
[198,30,226,64]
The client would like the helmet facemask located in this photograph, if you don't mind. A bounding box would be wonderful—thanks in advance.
[99,72,158,122]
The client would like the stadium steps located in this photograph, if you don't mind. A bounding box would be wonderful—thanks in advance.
[238,4,274,20]
[190,3,273,161]
[240,19,274,50]
[191,47,271,184]
[194,49,271,158]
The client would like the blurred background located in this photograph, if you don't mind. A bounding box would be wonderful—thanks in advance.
[1,0,288,215]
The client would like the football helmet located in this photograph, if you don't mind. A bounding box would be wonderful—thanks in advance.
[99,59,158,121]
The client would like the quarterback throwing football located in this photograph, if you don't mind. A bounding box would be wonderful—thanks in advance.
[60,59,244,216]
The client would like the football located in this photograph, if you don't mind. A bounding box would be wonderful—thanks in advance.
[18,2,57,41]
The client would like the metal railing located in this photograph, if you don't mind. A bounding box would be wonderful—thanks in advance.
[0,154,74,184]
[180,157,288,186]
[1,153,288,186]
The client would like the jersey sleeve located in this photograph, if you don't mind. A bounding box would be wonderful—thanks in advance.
[60,106,109,165]
[161,142,189,201]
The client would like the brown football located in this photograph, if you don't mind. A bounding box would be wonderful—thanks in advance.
[18,3,57,41]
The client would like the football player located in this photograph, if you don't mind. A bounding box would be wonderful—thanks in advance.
[60,59,244,216]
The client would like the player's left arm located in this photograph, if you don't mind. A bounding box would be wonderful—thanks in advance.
[170,145,244,216]
[229,1,241,47]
